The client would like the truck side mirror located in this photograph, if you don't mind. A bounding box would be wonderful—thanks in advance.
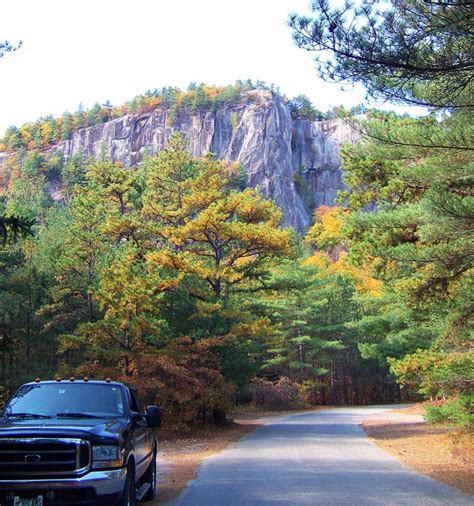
[146,405,161,428]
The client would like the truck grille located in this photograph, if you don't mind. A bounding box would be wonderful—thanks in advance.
[0,438,90,478]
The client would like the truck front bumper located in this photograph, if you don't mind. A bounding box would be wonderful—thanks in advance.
[0,467,127,505]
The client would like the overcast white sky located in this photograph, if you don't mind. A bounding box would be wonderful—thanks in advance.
[0,0,421,135]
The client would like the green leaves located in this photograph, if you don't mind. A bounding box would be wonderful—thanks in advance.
[289,0,473,417]
[141,133,294,302]
[257,260,352,384]
[289,0,474,108]
[292,0,474,423]
[0,215,35,244]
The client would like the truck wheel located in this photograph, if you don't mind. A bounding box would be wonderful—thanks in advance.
[118,465,137,506]
[142,449,157,501]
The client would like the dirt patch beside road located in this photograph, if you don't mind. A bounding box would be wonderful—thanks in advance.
[363,405,474,496]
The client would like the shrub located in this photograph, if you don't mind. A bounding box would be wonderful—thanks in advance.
[293,173,313,214]
[230,112,239,129]
[250,377,309,410]
[424,394,473,430]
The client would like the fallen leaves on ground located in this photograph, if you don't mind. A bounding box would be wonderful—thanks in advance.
[363,405,474,496]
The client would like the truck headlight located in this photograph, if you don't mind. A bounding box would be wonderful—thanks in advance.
[92,445,122,469]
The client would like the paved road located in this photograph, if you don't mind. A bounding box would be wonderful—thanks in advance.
[169,406,473,505]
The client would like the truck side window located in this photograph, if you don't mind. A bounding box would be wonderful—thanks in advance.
[129,389,143,413]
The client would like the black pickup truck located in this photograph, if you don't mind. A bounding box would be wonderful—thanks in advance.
[0,379,161,506]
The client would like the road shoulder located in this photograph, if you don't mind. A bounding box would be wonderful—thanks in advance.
[362,405,474,496]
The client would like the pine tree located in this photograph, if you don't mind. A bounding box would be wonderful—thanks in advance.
[141,133,294,305]
[260,261,345,381]
[290,0,473,424]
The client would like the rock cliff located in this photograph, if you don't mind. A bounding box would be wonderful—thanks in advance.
[1,91,357,232]
[292,118,359,210]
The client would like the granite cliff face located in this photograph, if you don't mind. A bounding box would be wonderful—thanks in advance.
[1,91,357,232]
[292,118,359,209]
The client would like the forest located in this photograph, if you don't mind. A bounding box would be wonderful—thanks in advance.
[0,0,472,431]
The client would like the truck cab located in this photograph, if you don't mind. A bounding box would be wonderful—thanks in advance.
[0,379,161,505]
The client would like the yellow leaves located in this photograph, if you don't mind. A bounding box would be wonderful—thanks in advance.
[182,161,233,209]
[306,205,349,249]
[101,213,138,240]
[359,272,383,296]
[202,85,221,100]
[141,137,294,297]
[96,247,182,330]
[147,250,178,270]
[86,161,135,204]
[234,256,254,267]
[55,116,64,131]
[186,188,289,250]
[145,96,162,109]
[304,205,381,295]
[18,125,31,142]
[195,300,223,317]
[303,252,331,269]
[331,252,381,295]
[166,195,292,288]
[61,132,295,387]
[305,251,381,295]
[395,276,424,293]
[39,122,52,147]
[229,318,273,339]
[111,105,123,117]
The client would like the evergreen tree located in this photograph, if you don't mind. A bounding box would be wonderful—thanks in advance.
[260,261,345,381]
[289,0,473,108]
[61,112,73,140]
[291,0,473,425]
[141,133,294,304]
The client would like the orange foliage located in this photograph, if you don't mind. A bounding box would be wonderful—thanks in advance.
[68,338,233,429]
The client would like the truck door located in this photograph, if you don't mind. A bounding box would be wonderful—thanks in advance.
[128,388,150,476]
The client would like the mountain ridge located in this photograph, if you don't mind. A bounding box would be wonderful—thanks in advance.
[0,90,357,231]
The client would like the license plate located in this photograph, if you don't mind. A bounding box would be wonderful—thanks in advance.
[14,496,43,506]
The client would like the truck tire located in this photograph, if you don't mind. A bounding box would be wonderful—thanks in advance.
[117,464,137,506]
[142,449,157,501]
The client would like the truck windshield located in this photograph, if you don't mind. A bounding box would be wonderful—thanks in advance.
[4,384,125,418]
